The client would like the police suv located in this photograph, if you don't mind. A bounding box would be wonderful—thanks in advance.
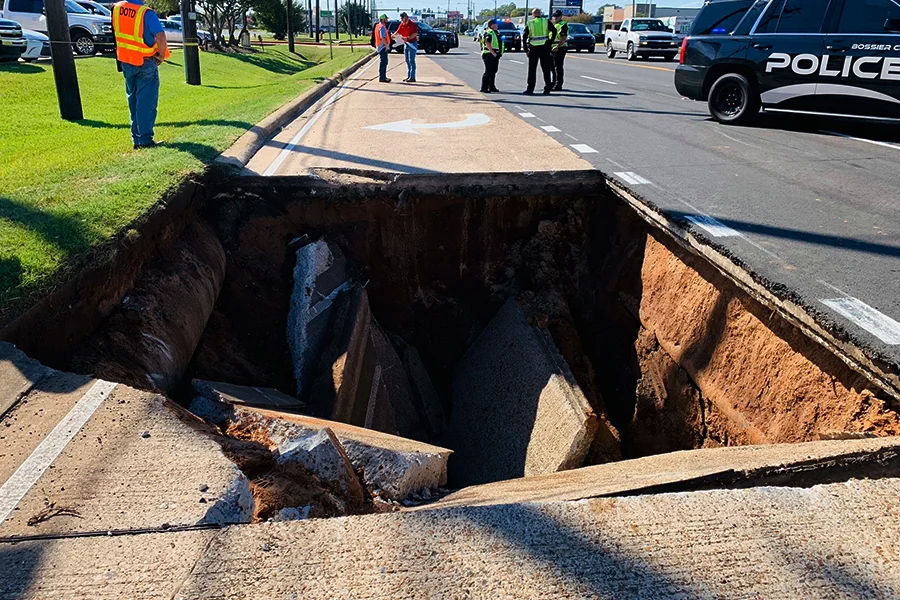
[675,0,900,124]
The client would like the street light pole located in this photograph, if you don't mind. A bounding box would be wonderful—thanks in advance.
[45,0,82,120]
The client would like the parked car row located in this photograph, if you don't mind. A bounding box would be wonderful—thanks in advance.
[0,0,113,59]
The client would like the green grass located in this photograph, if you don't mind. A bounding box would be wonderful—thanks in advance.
[0,45,365,314]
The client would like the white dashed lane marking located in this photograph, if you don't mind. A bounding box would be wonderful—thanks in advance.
[541,126,561,132]
[614,171,651,185]
[581,75,618,85]
[519,112,536,118]
[821,297,900,345]
[509,59,525,64]
[571,144,598,154]
[684,214,742,238]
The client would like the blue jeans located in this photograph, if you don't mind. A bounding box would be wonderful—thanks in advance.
[378,48,389,80]
[404,43,417,80]
[122,59,160,146]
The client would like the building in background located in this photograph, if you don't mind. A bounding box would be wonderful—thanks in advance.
[602,4,700,31]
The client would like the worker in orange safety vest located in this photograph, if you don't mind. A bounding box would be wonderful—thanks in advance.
[112,0,169,148]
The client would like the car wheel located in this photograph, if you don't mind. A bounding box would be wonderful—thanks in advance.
[439,47,448,54]
[72,32,96,56]
[708,72,760,125]
[606,42,616,58]
[588,45,595,53]
[425,46,436,54]
[626,42,637,61]
[665,53,676,61]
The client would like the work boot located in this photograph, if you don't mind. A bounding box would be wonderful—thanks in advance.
[379,78,392,82]
[408,78,417,82]
[523,89,534,95]
[542,87,552,95]
[490,87,500,92]
[480,88,491,93]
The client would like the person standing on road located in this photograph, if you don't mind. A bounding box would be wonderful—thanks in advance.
[550,10,568,91]
[112,0,169,149]
[396,12,419,83]
[373,14,392,83]
[480,18,502,93]
[522,8,556,95]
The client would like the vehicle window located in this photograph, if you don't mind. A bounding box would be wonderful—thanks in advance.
[734,0,769,35]
[755,0,785,33]
[568,24,589,33]
[416,21,432,31]
[497,22,517,30]
[64,0,90,13]
[631,19,668,31]
[776,0,828,33]
[837,0,900,33]
[690,0,754,35]
[9,0,44,13]
[621,19,629,30]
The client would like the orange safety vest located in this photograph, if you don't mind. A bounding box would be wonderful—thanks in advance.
[373,22,390,50]
[113,1,169,66]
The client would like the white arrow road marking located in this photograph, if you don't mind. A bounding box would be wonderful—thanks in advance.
[684,214,741,238]
[581,75,618,85]
[821,297,900,345]
[365,113,491,134]
[614,171,650,184]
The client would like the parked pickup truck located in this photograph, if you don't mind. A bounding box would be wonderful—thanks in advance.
[1,0,114,55]
[605,18,680,61]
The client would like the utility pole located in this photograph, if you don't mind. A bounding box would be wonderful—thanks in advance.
[287,0,295,52]
[315,0,321,42]
[45,0,82,120]
[308,0,314,36]
[181,0,201,85]
[335,0,340,39]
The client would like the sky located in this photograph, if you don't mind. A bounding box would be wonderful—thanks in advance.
[375,0,704,16]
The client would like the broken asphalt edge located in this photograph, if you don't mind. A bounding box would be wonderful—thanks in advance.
[214,50,377,171]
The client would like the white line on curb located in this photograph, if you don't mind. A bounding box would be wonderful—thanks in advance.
[0,380,117,524]
[264,60,377,176]
[684,214,742,238]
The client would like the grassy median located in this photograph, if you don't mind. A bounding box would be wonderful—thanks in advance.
[0,45,364,315]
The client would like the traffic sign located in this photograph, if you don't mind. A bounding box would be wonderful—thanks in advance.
[320,10,333,17]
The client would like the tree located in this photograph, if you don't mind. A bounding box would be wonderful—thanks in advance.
[567,12,594,24]
[146,0,179,16]
[596,3,615,17]
[509,7,525,17]
[478,2,515,18]
[252,0,307,40]
[337,1,368,35]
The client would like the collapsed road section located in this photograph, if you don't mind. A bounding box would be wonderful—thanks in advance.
[1,169,900,596]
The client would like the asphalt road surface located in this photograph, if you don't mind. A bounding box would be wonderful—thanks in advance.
[436,44,900,368]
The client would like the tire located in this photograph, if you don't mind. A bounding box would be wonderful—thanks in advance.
[439,47,448,54]
[665,53,676,61]
[606,41,616,58]
[574,48,580,52]
[71,31,96,56]
[707,72,760,125]
[588,45,595,53]
[425,46,436,54]
[626,42,637,61]
[515,44,521,52]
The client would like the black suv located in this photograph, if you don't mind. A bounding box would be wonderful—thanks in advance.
[675,0,900,124]
[388,20,459,54]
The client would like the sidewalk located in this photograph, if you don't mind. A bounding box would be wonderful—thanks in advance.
[245,52,592,175]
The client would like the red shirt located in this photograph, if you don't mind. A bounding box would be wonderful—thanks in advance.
[396,19,419,42]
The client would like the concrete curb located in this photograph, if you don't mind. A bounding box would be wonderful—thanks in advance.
[215,51,376,170]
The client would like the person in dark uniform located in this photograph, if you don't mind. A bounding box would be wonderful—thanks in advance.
[550,10,568,91]
[522,7,556,95]
[480,18,502,93]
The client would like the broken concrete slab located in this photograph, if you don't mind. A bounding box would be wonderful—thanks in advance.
[287,238,350,401]
[0,384,252,537]
[199,402,451,500]
[368,321,426,440]
[308,284,372,423]
[0,342,53,419]
[393,336,445,441]
[446,298,599,487]
[426,436,900,510]
[277,427,364,506]
[169,477,900,600]
[193,379,305,411]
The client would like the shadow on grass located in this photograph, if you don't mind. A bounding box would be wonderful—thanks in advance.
[76,118,253,130]
[222,52,315,75]
[0,62,44,74]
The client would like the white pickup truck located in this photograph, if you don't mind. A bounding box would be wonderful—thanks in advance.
[604,18,680,62]
[0,0,114,55]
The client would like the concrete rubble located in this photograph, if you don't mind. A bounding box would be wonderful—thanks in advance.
[446,298,599,487]
[193,379,306,410]
[189,396,451,501]
[277,427,364,506]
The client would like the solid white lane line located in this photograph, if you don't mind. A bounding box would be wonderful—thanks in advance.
[509,59,525,64]
[565,133,579,141]
[581,75,618,85]
[821,130,900,152]
[684,214,742,238]
[519,112,536,118]
[263,60,377,176]
[821,297,900,345]
[614,171,651,185]
[571,144,598,154]
[541,126,561,132]
[0,380,117,524]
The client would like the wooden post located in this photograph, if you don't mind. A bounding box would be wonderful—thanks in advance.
[182,0,201,85]
[45,0,83,120]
